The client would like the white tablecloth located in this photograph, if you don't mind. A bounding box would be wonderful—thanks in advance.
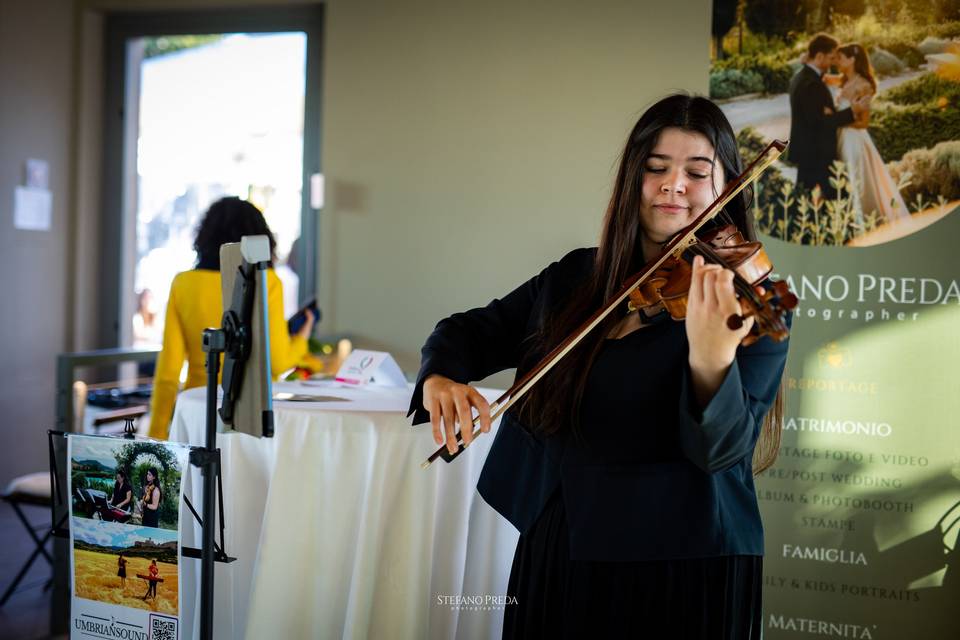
[169,381,519,640]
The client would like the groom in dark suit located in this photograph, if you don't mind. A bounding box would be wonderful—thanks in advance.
[788,34,866,197]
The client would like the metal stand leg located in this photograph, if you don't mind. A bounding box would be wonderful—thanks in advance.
[197,329,225,640]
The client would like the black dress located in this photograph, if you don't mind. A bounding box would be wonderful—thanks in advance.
[502,323,763,640]
[503,488,762,639]
[112,482,131,509]
[142,487,160,528]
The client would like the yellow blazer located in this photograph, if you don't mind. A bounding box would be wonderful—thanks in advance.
[148,269,308,438]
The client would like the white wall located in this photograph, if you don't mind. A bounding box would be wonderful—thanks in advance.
[320,0,709,384]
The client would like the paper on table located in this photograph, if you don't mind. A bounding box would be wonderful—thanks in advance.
[273,392,351,402]
[334,350,407,388]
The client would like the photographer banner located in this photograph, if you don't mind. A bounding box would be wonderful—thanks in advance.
[711,2,960,638]
[759,216,959,639]
[68,435,189,640]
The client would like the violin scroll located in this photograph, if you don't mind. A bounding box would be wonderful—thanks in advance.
[725,276,798,345]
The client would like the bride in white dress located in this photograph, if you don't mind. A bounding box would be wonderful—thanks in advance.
[834,43,909,228]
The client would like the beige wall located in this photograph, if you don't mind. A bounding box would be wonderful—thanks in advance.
[320,0,709,384]
[0,0,75,484]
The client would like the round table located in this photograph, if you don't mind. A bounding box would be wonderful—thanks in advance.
[170,380,518,640]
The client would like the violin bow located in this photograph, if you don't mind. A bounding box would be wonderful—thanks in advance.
[422,139,788,468]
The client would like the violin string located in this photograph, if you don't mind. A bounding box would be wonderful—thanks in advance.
[700,245,762,306]
[687,243,773,332]
[702,196,778,323]
[687,243,761,304]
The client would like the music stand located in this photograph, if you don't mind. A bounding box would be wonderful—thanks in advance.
[192,235,275,640]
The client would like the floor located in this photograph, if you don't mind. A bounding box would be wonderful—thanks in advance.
[0,501,63,640]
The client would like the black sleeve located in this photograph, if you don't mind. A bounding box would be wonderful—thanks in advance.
[790,74,817,131]
[814,80,855,129]
[795,75,855,131]
[676,313,791,473]
[824,105,855,128]
[407,249,591,425]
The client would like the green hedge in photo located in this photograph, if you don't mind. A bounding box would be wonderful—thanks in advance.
[826,19,960,51]
[890,140,960,204]
[711,54,796,98]
[930,20,960,37]
[752,58,795,94]
[737,126,769,160]
[711,68,766,99]
[736,127,791,212]
[870,102,960,163]
[711,21,960,98]
[880,72,960,107]
[869,72,960,164]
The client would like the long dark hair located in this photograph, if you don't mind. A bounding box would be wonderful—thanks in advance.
[194,197,277,270]
[838,43,877,93]
[516,93,783,473]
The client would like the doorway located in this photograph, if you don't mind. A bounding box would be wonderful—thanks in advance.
[100,7,323,350]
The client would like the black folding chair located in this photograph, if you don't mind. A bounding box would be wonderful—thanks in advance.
[1,472,53,605]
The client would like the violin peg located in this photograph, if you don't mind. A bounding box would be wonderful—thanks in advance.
[727,314,745,331]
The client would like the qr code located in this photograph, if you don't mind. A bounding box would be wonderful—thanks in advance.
[150,615,177,640]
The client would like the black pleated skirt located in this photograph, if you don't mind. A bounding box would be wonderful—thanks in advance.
[503,489,763,640]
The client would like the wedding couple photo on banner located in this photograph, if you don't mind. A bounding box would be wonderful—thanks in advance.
[68,436,189,636]
[712,0,960,247]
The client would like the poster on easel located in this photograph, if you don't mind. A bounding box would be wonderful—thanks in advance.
[67,435,190,640]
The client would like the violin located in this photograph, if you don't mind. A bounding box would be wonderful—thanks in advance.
[141,482,155,505]
[627,223,797,346]
[422,139,795,468]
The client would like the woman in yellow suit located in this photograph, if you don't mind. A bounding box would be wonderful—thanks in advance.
[148,197,315,439]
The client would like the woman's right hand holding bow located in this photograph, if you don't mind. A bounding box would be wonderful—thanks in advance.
[423,374,492,454]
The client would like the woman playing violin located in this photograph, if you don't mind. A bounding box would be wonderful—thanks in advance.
[408,93,790,638]
[140,468,162,529]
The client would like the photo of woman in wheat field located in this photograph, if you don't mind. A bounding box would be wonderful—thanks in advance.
[71,518,180,616]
